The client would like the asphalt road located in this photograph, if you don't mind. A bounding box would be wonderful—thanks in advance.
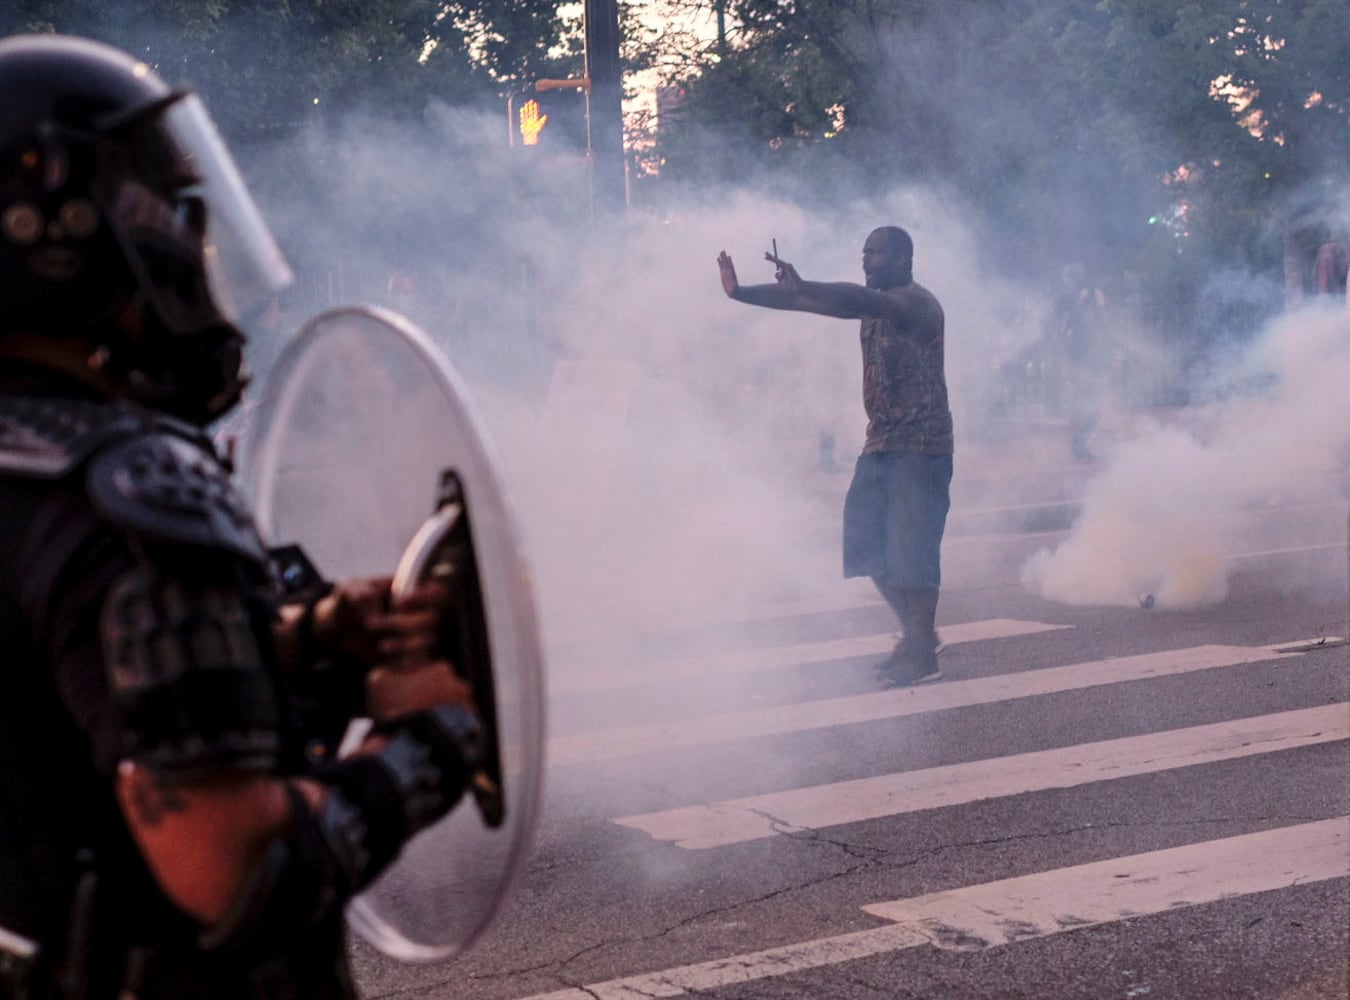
[353,485,1350,1000]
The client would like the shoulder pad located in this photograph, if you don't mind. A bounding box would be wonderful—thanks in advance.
[86,431,267,563]
[0,394,139,478]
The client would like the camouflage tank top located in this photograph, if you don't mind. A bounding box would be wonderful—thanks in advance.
[858,302,953,455]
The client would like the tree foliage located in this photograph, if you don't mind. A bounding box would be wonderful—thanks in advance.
[0,1,584,142]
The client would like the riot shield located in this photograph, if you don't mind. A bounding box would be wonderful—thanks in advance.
[239,305,545,961]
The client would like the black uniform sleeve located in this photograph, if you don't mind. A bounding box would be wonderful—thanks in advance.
[17,480,282,778]
[200,704,484,953]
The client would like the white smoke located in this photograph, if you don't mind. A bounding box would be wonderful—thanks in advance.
[235,95,1347,648]
[469,185,1034,645]
[1023,303,1350,608]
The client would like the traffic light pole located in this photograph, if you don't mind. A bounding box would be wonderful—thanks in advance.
[584,0,626,218]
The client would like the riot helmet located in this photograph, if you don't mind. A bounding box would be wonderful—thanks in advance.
[0,34,292,423]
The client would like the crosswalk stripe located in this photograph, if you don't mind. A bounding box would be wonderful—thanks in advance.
[548,590,885,649]
[550,618,1071,695]
[862,815,1350,942]
[645,590,885,629]
[614,703,1349,849]
[1230,541,1347,561]
[514,818,1350,1000]
[549,642,1304,766]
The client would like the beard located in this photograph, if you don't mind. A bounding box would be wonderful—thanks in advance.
[865,264,913,289]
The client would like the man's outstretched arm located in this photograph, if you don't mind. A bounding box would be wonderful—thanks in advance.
[719,250,806,310]
[718,251,908,321]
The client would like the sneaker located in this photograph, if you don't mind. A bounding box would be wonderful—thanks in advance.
[904,659,943,685]
[874,638,910,682]
[877,645,942,688]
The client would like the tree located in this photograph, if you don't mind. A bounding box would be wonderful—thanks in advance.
[0,2,584,141]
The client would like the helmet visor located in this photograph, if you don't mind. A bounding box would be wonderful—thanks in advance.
[107,92,292,332]
[162,93,292,322]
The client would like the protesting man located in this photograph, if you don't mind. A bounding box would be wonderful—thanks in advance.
[718,226,953,687]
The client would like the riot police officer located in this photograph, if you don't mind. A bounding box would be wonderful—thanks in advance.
[0,34,483,999]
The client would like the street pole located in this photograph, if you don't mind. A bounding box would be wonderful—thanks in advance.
[584,0,626,218]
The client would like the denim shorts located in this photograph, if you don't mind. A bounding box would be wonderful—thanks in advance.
[842,451,952,586]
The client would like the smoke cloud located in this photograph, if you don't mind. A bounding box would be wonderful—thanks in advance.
[229,94,1347,654]
[1023,303,1350,608]
[158,6,1344,719]
[237,110,1034,647]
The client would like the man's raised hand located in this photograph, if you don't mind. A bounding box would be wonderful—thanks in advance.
[717,250,739,298]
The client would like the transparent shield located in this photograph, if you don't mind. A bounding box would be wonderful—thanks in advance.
[239,305,545,961]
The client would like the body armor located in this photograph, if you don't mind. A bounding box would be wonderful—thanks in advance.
[0,390,343,999]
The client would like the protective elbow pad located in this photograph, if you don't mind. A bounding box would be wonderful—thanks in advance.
[200,705,483,953]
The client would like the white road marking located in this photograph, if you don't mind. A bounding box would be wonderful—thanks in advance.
[548,586,883,647]
[614,703,1349,849]
[672,590,885,626]
[515,818,1349,1000]
[862,816,1350,945]
[550,619,1071,695]
[549,642,1306,766]
[1272,636,1347,653]
[1230,541,1347,561]
[515,923,929,1000]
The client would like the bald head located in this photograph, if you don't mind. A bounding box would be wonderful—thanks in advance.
[863,226,914,288]
[871,226,913,258]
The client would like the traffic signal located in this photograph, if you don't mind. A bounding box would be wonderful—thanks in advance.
[508,85,589,156]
